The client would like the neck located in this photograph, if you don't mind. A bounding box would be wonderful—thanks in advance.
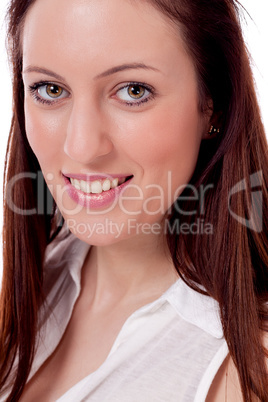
[82,233,178,309]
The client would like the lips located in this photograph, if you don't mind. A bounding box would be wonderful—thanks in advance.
[69,176,129,194]
[62,173,133,208]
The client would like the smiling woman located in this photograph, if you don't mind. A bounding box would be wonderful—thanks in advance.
[0,0,268,401]
[22,0,206,247]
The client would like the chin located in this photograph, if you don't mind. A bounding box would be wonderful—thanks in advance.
[67,226,128,247]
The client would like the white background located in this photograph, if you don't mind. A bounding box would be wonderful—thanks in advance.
[0,0,267,272]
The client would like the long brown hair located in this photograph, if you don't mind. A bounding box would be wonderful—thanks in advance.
[1,0,268,401]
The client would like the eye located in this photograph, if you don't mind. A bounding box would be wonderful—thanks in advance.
[126,85,146,99]
[37,84,67,100]
[116,83,153,104]
[28,81,70,104]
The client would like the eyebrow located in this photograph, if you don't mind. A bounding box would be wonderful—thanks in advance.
[23,63,160,81]
[23,66,65,81]
[94,63,160,79]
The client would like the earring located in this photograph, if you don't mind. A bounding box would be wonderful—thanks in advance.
[208,125,220,136]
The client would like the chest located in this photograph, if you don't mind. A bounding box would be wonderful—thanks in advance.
[20,305,226,402]
[20,297,133,401]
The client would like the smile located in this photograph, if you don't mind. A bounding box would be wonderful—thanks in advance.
[69,177,128,194]
[62,174,133,209]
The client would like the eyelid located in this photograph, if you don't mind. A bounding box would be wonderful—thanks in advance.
[28,81,70,104]
[113,81,156,106]
[27,80,156,107]
[114,81,154,95]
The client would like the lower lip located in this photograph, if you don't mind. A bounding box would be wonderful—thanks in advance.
[62,175,133,209]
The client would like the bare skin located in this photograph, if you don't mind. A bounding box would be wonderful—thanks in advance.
[21,246,179,401]
[21,245,244,402]
[206,356,243,402]
[21,243,246,402]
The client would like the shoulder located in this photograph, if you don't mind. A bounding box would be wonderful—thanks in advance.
[207,331,268,402]
[206,355,243,402]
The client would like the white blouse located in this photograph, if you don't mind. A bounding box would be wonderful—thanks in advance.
[3,229,229,401]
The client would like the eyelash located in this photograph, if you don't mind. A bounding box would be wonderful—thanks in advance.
[115,82,155,107]
[28,81,67,105]
[28,81,156,107]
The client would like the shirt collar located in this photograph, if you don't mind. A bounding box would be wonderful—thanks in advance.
[45,228,223,340]
[164,280,223,339]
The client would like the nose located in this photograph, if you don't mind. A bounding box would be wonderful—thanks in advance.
[64,99,113,163]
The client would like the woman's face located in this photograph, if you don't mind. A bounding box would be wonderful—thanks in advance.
[22,0,210,245]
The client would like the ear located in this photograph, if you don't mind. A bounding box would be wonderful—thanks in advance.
[203,105,222,140]
[206,123,220,138]
[201,99,214,140]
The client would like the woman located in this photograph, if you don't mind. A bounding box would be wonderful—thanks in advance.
[0,0,267,400]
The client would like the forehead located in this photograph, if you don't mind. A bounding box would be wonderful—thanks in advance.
[22,0,189,75]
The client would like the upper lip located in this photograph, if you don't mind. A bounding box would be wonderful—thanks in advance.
[62,173,133,182]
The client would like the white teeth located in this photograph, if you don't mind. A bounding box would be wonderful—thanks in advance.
[111,178,119,188]
[102,179,111,191]
[80,180,90,193]
[69,177,128,193]
[73,179,80,190]
[85,182,91,193]
[91,180,103,194]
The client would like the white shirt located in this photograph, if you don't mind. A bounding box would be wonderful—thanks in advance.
[2,229,229,401]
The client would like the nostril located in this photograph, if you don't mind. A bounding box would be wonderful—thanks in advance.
[64,128,113,163]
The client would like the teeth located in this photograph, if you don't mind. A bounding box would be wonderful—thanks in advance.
[85,182,91,193]
[80,180,88,193]
[102,179,111,191]
[111,178,119,188]
[69,177,126,194]
[91,181,102,194]
[81,180,91,193]
[73,179,80,190]
[118,178,127,185]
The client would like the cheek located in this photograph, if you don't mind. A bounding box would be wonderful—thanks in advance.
[115,101,204,172]
[24,103,65,168]
[151,109,201,163]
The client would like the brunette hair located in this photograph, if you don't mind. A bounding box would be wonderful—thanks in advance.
[1,0,268,401]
